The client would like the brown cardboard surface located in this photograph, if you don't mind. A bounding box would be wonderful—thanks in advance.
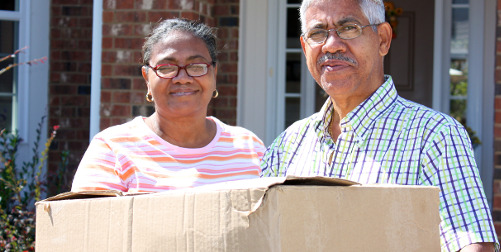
[35,177,440,251]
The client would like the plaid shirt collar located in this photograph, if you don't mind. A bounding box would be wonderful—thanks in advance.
[315,75,397,143]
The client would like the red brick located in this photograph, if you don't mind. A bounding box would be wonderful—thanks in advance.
[496,98,501,109]
[115,0,134,9]
[495,223,501,237]
[52,0,79,5]
[115,11,147,23]
[51,6,62,16]
[101,91,111,103]
[219,62,238,73]
[102,51,117,63]
[102,37,113,49]
[112,92,131,103]
[497,69,501,83]
[111,105,131,117]
[101,65,113,76]
[79,17,93,27]
[218,85,237,96]
[115,37,143,49]
[494,180,501,194]
[131,91,146,104]
[100,117,111,129]
[138,0,167,10]
[214,6,229,15]
[133,78,147,90]
[229,51,238,61]
[113,65,141,77]
[78,40,92,49]
[148,12,180,22]
[494,195,501,209]
[180,11,201,20]
[103,10,114,22]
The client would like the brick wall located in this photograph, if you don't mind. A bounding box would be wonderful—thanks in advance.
[494,0,501,239]
[48,0,241,189]
[211,0,240,125]
[48,0,94,190]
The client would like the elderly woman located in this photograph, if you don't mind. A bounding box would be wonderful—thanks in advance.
[71,18,265,192]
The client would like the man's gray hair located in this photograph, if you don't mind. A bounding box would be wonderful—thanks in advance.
[299,0,385,34]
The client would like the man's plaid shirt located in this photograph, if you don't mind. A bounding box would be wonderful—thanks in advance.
[261,75,498,251]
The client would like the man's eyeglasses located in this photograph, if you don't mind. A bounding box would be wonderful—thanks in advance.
[146,62,214,79]
[302,23,382,45]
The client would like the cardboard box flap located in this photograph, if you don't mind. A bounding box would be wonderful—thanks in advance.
[37,190,125,202]
[180,175,359,193]
[281,175,359,186]
[38,176,358,203]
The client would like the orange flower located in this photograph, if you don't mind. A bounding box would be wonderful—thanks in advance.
[384,2,395,11]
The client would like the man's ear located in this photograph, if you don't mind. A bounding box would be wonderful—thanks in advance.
[300,36,307,54]
[378,22,392,57]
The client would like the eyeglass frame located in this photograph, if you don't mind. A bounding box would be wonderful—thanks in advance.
[145,62,216,79]
[302,23,382,46]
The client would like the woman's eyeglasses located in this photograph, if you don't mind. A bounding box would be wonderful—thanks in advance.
[146,62,214,79]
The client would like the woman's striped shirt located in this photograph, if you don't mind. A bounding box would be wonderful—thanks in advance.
[71,116,265,193]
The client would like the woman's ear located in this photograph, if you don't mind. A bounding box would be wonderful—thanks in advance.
[141,66,149,84]
[141,66,150,89]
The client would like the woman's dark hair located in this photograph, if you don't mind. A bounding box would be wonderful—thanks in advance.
[142,18,218,65]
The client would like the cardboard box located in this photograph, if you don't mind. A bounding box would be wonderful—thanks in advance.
[36,176,440,251]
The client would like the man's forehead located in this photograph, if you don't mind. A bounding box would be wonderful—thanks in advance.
[304,1,367,27]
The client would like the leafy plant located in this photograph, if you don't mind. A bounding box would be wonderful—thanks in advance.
[0,47,67,251]
[0,116,62,251]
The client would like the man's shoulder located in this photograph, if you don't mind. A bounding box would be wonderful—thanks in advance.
[392,96,462,128]
[282,112,322,135]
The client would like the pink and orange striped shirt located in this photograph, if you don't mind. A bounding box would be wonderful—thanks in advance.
[71,117,265,193]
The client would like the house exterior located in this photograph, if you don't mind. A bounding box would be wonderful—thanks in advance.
[2,0,501,239]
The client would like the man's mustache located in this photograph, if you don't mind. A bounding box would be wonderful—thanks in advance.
[318,52,357,66]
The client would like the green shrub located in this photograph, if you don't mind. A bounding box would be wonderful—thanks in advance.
[0,116,68,251]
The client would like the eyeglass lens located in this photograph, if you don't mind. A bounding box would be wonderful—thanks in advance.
[306,24,368,44]
[155,63,209,78]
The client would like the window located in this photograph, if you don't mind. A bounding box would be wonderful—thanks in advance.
[275,0,325,135]
[0,0,20,132]
[448,0,469,129]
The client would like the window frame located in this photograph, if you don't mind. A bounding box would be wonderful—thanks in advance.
[0,4,28,139]
[0,1,50,147]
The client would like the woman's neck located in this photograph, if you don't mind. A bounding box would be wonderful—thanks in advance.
[145,113,217,148]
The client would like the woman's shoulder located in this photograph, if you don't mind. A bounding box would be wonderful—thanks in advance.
[94,117,145,139]
[210,117,264,145]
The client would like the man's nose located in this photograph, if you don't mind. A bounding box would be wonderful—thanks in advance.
[322,30,347,53]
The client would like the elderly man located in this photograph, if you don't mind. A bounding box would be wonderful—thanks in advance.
[261,0,498,251]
